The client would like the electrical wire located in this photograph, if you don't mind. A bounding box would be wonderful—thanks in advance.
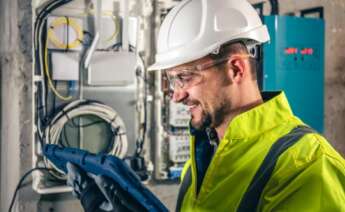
[104,14,120,43]
[47,16,83,49]
[8,167,52,212]
[44,39,73,101]
[33,0,74,163]
[31,0,79,183]
[86,10,120,46]
[44,99,128,179]
[76,8,120,49]
[34,0,74,119]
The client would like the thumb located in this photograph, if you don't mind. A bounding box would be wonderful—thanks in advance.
[90,174,117,210]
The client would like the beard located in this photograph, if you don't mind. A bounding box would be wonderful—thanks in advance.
[191,110,212,130]
[190,96,232,130]
[188,72,233,130]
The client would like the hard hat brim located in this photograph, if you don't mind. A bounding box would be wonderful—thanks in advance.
[148,25,270,72]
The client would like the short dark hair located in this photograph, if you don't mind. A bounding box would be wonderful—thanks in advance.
[209,41,258,80]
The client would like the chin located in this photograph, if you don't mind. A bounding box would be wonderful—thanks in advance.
[191,118,203,129]
[191,114,212,130]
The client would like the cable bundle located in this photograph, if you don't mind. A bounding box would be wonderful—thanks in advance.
[45,99,128,178]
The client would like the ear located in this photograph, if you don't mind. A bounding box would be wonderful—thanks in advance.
[227,57,247,83]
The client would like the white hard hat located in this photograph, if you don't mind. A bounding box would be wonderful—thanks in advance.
[148,0,270,71]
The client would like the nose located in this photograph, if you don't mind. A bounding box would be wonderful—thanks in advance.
[171,87,188,103]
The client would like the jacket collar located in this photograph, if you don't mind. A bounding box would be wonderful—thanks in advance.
[224,91,294,139]
[190,91,294,140]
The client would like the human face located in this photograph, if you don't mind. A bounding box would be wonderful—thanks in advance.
[166,56,234,130]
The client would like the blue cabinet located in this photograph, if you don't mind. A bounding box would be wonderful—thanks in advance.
[263,16,325,132]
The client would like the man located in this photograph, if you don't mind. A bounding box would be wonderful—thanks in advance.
[148,0,345,211]
[68,0,345,211]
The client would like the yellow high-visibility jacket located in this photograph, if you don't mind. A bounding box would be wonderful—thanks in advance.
[179,91,345,211]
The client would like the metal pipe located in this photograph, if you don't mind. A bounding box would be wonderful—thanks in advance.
[84,0,101,69]
[121,0,129,51]
[153,71,165,179]
[83,33,99,69]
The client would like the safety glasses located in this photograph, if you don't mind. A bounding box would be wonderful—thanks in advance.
[165,54,251,92]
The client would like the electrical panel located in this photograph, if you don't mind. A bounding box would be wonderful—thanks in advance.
[168,133,190,163]
[32,0,147,194]
[31,0,196,192]
[156,93,191,180]
[263,16,325,132]
[167,103,190,179]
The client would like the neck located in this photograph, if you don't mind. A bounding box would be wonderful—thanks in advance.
[215,85,263,139]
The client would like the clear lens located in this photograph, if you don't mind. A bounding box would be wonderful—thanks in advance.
[166,70,203,91]
[165,54,251,93]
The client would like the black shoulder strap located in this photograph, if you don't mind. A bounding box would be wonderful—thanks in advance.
[237,125,315,212]
[175,166,192,212]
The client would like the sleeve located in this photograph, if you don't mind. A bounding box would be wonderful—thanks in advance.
[260,135,345,212]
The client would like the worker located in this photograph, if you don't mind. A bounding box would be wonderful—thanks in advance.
[67,0,345,211]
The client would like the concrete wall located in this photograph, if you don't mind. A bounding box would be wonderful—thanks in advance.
[249,0,345,156]
[0,0,39,211]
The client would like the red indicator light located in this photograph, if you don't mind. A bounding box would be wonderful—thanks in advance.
[285,47,298,55]
[301,48,314,55]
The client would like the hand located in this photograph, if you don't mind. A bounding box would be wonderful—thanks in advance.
[66,162,145,212]
[66,162,107,212]
[92,175,146,212]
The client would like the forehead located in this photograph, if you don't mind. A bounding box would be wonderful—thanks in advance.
[165,56,212,75]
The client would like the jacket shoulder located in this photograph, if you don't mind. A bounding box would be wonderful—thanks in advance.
[273,131,345,179]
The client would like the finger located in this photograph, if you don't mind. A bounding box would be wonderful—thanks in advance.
[92,175,146,212]
[92,175,114,200]
[66,162,84,197]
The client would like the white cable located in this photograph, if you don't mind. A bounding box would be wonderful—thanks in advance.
[45,100,128,178]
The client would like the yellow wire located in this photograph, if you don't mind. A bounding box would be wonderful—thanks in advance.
[44,40,73,101]
[69,10,120,45]
[48,17,83,49]
[102,11,120,43]
[83,10,120,43]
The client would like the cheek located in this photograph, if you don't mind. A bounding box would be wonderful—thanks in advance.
[188,82,203,97]
[188,72,231,105]
[204,82,232,109]
[189,84,217,110]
